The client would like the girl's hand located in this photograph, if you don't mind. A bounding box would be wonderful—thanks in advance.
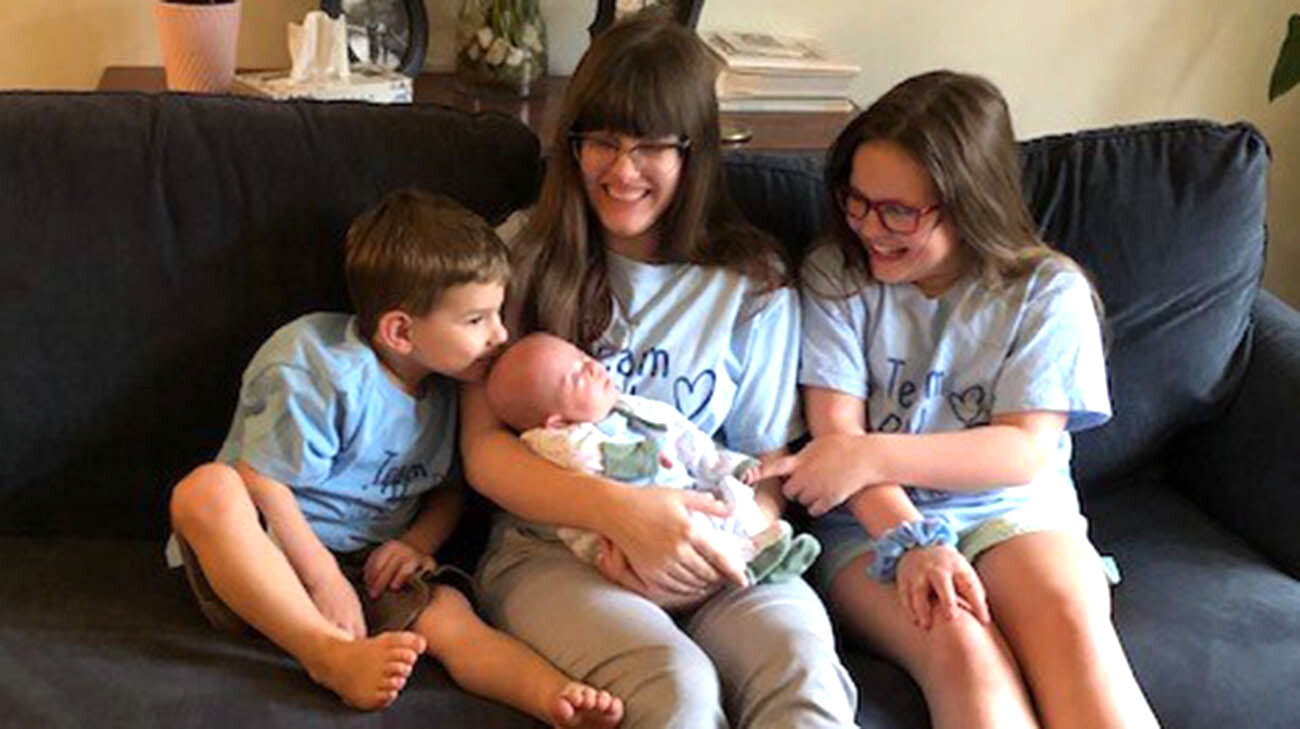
[755,433,880,516]
[894,544,990,630]
[363,539,436,600]
[603,487,749,595]
[307,564,367,639]
[595,540,718,611]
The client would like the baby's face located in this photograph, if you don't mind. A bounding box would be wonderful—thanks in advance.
[545,345,619,425]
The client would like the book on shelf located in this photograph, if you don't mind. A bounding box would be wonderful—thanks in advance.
[718,96,856,114]
[703,30,861,76]
[704,30,859,114]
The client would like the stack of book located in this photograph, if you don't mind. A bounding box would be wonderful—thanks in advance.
[703,30,860,113]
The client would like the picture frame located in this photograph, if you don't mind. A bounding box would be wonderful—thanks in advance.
[589,0,705,40]
[320,0,428,77]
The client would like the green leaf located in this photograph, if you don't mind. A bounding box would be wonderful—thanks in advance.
[1270,14,1300,101]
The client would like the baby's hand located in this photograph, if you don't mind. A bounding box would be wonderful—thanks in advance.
[363,539,435,600]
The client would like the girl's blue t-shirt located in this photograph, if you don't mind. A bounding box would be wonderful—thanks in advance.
[591,251,803,457]
[216,313,458,552]
[799,243,1110,514]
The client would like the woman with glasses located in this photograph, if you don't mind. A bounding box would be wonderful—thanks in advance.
[459,12,859,729]
[756,71,1159,728]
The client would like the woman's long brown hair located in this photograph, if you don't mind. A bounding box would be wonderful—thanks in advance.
[509,12,789,349]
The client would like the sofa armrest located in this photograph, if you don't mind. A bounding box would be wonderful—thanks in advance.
[1169,291,1300,577]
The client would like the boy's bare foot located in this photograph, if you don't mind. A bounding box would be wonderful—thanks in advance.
[302,631,427,710]
[548,682,623,728]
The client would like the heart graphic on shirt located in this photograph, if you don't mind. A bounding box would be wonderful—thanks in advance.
[947,385,990,427]
[674,370,717,421]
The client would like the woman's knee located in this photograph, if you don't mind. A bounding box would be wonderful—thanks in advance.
[618,643,724,728]
[169,462,250,536]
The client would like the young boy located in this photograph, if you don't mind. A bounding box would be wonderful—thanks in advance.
[484,332,820,588]
[167,190,622,727]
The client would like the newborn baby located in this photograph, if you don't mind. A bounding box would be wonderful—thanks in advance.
[485,332,819,585]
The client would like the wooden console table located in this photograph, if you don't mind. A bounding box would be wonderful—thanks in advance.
[97,66,852,153]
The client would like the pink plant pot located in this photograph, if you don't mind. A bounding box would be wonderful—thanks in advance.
[154,1,242,93]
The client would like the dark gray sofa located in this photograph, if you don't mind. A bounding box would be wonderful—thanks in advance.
[1,92,1297,728]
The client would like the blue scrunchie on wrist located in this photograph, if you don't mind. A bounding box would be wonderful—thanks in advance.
[866,517,958,581]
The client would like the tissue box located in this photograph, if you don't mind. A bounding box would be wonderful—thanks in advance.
[232,67,413,104]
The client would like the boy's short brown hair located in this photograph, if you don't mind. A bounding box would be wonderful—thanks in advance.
[344,188,510,340]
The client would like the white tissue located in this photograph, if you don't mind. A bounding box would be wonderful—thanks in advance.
[288,10,350,83]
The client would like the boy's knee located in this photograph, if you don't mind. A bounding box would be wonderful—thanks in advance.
[169,463,248,535]
[413,584,478,653]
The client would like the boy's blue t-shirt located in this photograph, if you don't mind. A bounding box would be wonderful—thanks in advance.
[799,243,1110,515]
[591,251,803,456]
[217,312,457,552]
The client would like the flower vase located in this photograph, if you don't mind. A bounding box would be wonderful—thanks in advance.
[455,0,548,97]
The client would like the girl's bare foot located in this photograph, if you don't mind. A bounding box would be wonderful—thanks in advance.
[548,682,624,728]
[302,631,427,710]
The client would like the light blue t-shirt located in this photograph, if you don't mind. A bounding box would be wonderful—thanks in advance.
[799,243,1110,516]
[216,313,458,552]
[591,252,803,456]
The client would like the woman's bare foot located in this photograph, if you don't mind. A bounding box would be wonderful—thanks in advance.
[301,631,427,710]
[548,682,623,728]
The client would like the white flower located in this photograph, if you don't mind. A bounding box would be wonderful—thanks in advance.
[521,24,541,52]
[506,47,524,67]
[485,37,510,66]
[476,27,494,49]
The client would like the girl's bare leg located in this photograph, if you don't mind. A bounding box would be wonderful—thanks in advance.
[828,551,1039,729]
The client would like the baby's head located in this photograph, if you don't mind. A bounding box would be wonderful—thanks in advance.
[486,332,619,432]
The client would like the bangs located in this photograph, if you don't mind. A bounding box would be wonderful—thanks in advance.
[572,51,703,138]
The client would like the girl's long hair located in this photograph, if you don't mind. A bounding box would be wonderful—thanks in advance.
[510,12,788,349]
[820,70,1098,314]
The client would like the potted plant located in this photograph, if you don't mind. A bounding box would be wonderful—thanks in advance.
[154,0,242,93]
[1271,13,1300,101]
[454,0,548,97]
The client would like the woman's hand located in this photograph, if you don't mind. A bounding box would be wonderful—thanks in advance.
[306,563,367,639]
[894,544,990,630]
[363,539,436,600]
[601,486,749,595]
[595,540,719,611]
[754,433,880,516]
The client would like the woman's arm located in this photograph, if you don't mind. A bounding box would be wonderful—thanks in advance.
[460,382,748,593]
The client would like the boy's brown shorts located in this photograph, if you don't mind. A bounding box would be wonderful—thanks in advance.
[175,536,477,636]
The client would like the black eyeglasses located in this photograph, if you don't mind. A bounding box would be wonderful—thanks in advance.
[568,132,691,173]
[837,185,941,235]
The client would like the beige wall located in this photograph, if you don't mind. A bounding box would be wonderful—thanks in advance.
[3,1,1297,305]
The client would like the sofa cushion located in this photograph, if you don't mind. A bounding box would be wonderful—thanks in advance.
[725,121,1269,492]
[1020,121,1267,491]
[0,92,541,539]
[0,535,538,729]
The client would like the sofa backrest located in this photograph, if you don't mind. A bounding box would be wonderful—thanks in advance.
[0,92,540,538]
[725,120,1269,495]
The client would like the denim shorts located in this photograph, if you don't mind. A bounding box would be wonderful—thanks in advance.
[175,535,476,636]
[810,492,1089,594]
